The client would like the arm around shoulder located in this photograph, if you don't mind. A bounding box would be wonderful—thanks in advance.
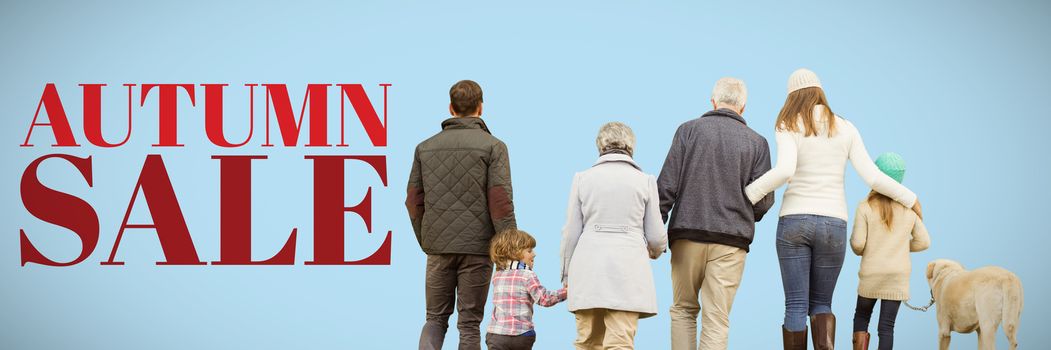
[846,122,917,208]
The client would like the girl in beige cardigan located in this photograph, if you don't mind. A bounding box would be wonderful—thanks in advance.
[849,153,931,350]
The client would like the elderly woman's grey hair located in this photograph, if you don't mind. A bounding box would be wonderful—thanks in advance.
[711,77,747,109]
[596,122,636,156]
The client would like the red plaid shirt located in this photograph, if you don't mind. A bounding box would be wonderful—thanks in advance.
[486,261,567,336]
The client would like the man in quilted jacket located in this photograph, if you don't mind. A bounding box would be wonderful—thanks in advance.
[406,80,517,350]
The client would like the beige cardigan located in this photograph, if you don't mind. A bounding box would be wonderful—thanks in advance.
[850,199,931,301]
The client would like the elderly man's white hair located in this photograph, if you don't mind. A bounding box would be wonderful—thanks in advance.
[596,122,636,156]
[711,77,748,109]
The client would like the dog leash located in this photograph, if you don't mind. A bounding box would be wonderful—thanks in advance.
[903,289,935,312]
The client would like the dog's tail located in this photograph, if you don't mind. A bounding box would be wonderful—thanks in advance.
[1002,272,1023,337]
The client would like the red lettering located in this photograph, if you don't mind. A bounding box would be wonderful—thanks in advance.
[211,155,297,265]
[203,84,255,147]
[338,84,389,147]
[304,155,391,265]
[19,154,99,266]
[140,84,195,147]
[262,84,331,147]
[82,84,134,147]
[103,155,204,265]
[22,83,80,147]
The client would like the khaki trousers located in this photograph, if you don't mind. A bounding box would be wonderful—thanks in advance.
[669,240,747,350]
[573,308,640,350]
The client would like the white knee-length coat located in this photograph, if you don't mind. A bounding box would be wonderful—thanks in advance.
[560,153,668,318]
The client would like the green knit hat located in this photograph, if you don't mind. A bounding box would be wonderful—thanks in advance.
[875,152,906,183]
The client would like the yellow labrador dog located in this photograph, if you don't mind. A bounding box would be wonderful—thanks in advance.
[926,259,1023,350]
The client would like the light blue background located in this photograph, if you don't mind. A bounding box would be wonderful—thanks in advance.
[2,1,1048,349]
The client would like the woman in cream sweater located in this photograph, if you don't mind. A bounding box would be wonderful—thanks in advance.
[744,69,923,350]
[849,153,930,350]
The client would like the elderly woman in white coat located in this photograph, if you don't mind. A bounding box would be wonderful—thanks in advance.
[560,122,668,350]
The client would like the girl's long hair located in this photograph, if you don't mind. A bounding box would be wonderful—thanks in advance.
[867,191,897,229]
[776,86,837,137]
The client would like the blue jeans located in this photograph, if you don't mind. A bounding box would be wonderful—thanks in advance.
[775,214,847,332]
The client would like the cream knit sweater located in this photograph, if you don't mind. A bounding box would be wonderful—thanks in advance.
[850,200,931,300]
[745,107,917,220]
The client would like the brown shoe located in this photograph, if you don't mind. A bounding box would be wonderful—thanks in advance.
[852,331,870,350]
[782,325,808,350]
[811,313,836,350]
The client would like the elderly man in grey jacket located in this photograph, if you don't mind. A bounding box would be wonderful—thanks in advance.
[658,77,775,350]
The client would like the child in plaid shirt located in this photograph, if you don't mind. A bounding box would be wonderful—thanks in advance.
[486,229,567,350]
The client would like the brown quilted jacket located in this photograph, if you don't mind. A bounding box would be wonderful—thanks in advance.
[406,117,517,255]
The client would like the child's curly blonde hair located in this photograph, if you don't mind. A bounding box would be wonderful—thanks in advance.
[490,229,536,267]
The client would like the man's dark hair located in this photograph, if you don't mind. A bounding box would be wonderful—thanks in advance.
[449,80,483,116]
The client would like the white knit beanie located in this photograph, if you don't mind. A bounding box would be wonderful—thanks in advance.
[787,68,822,93]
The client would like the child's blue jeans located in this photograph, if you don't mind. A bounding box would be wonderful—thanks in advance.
[775,214,847,332]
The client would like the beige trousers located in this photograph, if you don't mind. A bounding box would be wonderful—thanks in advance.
[573,308,640,350]
[669,240,747,350]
